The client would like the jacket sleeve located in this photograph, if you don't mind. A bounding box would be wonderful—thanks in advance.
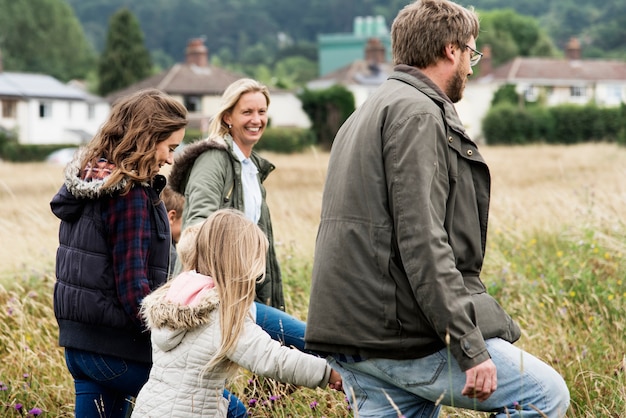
[230,318,331,388]
[386,110,489,371]
[183,151,232,227]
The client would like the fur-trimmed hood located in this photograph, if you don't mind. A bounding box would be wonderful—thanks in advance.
[168,136,229,195]
[50,150,160,223]
[140,273,220,353]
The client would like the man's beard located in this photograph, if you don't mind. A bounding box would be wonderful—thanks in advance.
[446,67,466,103]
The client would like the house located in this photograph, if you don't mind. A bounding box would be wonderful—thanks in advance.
[0,57,109,145]
[318,16,392,76]
[307,37,394,107]
[108,38,310,134]
[312,29,626,143]
[457,38,626,142]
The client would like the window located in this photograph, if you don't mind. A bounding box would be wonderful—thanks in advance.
[570,86,585,97]
[606,85,622,102]
[184,95,202,112]
[2,99,17,118]
[39,101,52,118]
[524,85,538,102]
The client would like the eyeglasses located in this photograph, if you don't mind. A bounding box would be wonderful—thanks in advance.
[465,45,483,67]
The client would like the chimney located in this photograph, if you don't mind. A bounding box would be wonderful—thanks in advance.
[565,37,581,60]
[479,44,492,76]
[364,38,385,64]
[185,38,208,67]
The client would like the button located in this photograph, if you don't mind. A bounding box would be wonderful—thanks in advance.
[448,136,453,143]
[464,341,471,350]
[466,150,473,156]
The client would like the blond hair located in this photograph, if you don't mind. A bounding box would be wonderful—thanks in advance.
[391,0,479,68]
[187,209,268,375]
[206,78,270,140]
[176,222,203,271]
[82,88,188,195]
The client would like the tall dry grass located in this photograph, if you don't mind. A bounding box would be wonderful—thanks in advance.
[0,143,625,416]
[1,143,623,280]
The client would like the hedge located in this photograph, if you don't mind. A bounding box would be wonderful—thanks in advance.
[483,103,626,145]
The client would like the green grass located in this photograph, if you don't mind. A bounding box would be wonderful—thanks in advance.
[1,222,625,417]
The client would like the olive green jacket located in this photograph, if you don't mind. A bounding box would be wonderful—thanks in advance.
[169,134,284,310]
[305,65,521,371]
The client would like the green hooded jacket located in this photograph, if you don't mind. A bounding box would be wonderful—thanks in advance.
[168,134,284,310]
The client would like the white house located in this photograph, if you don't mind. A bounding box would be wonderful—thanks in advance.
[108,38,310,136]
[457,39,626,142]
[309,35,626,144]
[0,71,109,145]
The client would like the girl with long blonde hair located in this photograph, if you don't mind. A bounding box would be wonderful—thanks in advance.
[132,209,341,417]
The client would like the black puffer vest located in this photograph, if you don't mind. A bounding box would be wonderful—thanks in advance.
[50,161,169,363]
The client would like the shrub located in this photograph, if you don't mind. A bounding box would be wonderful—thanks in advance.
[482,104,535,144]
[255,127,315,153]
[298,85,355,149]
[483,102,626,145]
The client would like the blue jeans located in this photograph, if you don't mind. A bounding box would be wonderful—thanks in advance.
[223,302,308,418]
[330,338,570,418]
[64,348,150,418]
[224,389,247,418]
[255,301,307,352]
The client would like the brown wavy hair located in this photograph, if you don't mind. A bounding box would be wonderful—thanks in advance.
[81,88,188,195]
[391,0,479,68]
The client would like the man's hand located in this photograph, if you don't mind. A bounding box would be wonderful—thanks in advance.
[461,359,497,402]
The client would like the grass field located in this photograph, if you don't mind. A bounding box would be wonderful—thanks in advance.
[1,143,625,416]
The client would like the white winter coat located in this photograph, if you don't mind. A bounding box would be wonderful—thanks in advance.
[131,274,331,418]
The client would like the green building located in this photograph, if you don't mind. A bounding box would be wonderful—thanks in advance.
[318,15,391,76]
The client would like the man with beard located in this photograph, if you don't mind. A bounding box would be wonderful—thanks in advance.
[304,0,570,417]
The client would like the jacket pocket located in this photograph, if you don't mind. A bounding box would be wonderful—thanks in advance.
[372,226,400,332]
[473,292,521,343]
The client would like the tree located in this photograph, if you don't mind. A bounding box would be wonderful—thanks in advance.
[299,85,355,149]
[98,8,152,96]
[0,0,95,81]
[478,9,559,66]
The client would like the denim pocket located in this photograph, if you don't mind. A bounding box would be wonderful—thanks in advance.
[73,350,129,382]
[368,351,447,387]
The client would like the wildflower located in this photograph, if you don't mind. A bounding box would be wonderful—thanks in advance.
[269,395,280,402]
[310,400,318,410]
[556,250,563,258]
[608,294,615,301]
[248,399,257,407]
[514,401,521,410]
[569,291,576,298]
[28,408,43,416]
[0,382,7,391]
[15,403,23,412]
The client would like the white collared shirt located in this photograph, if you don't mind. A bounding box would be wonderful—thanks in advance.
[233,142,262,224]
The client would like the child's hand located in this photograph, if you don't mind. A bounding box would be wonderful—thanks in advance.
[328,369,343,391]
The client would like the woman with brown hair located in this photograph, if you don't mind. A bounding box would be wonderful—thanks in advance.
[50,88,187,417]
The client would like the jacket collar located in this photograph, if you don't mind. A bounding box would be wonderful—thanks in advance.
[390,64,472,143]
